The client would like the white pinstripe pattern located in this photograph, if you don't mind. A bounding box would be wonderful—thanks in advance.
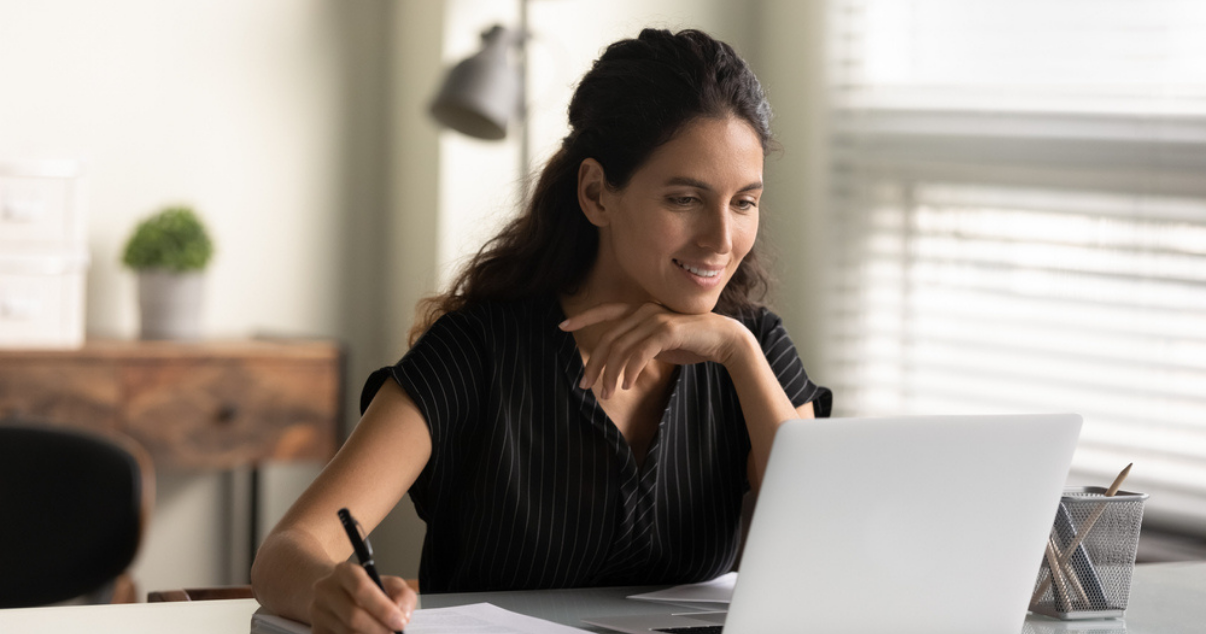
[359,297,831,593]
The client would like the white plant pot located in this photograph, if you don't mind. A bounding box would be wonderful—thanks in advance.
[138,270,204,340]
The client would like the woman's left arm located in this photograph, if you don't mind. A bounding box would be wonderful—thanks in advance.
[722,328,814,493]
[561,302,814,493]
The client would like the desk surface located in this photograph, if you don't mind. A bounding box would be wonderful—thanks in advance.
[2,563,1202,633]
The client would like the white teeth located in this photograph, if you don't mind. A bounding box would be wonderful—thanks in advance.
[675,260,720,278]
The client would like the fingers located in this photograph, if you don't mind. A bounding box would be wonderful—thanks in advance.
[334,564,410,632]
[577,304,653,394]
[382,576,418,618]
[558,303,633,332]
[311,562,409,634]
[619,323,668,390]
[573,305,742,399]
[599,317,669,397]
[564,303,734,400]
[583,306,674,399]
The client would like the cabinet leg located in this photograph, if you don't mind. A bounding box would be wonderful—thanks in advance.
[249,465,261,573]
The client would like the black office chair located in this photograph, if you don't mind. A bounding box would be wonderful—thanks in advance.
[0,421,153,608]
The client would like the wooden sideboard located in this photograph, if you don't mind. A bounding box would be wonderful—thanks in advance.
[0,339,344,471]
[0,338,345,577]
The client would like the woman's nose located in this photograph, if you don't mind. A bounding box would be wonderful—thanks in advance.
[697,205,733,253]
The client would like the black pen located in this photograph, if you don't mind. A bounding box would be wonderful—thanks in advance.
[338,508,404,634]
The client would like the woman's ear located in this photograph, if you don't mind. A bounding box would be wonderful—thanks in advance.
[577,158,610,227]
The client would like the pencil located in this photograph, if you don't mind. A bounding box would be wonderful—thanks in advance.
[1057,463,1132,560]
[1104,463,1132,497]
[1030,463,1133,608]
[1044,538,1074,612]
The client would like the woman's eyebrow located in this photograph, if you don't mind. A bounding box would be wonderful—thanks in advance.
[664,176,764,192]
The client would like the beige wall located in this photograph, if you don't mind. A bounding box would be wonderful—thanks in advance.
[0,0,395,590]
[371,0,445,581]
[2,0,345,340]
[744,0,829,376]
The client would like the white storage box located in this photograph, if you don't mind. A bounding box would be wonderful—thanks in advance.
[0,159,88,349]
[0,250,89,349]
[0,159,87,247]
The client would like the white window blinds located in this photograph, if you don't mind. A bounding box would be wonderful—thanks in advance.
[825,0,1206,524]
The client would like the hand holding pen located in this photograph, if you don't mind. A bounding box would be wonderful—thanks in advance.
[311,508,413,634]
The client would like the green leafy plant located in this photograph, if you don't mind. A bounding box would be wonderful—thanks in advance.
[122,206,214,272]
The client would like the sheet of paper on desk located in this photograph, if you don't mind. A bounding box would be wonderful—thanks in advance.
[251,602,592,634]
[627,571,737,604]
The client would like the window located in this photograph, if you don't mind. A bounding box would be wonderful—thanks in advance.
[825,0,1206,526]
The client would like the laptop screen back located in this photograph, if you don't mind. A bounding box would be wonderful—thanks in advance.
[724,413,1082,634]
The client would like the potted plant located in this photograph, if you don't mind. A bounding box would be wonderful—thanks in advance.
[122,206,214,340]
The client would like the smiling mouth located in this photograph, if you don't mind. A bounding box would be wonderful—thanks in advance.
[673,259,722,278]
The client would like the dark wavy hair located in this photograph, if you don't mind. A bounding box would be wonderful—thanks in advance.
[411,28,774,344]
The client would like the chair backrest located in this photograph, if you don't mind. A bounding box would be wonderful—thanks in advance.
[0,422,153,608]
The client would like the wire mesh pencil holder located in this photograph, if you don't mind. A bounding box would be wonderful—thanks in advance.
[1029,487,1148,620]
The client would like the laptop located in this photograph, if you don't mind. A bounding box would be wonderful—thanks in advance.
[584,413,1082,634]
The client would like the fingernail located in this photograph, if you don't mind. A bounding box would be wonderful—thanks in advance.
[390,613,406,630]
[558,319,570,329]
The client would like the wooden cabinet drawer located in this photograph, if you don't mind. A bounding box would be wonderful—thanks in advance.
[121,357,339,469]
[0,361,121,429]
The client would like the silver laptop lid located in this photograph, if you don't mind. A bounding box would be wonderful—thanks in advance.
[725,413,1082,634]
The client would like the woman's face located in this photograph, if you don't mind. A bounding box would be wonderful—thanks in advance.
[590,115,763,314]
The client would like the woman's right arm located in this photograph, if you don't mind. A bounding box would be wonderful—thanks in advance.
[250,379,431,634]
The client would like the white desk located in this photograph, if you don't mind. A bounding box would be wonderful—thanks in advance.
[0,597,260,633]
[1,563,1202,633]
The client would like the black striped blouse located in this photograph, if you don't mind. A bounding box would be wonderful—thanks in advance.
[360,295,831,594]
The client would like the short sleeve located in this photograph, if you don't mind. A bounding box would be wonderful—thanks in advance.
[746,308,833,418]
[359,310,489,443]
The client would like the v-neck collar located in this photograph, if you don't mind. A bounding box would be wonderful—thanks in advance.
[547,297,684,480]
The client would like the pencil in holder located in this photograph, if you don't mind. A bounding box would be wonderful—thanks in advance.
[1029,486,1148,620]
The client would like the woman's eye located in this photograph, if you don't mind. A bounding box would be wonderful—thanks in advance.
[669,196,697,206]
[734,199,758,211]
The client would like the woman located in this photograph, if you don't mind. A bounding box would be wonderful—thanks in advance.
[251,28,831,634]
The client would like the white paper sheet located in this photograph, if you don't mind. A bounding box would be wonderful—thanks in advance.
[626,571,737,604]
[251,602,592,634]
